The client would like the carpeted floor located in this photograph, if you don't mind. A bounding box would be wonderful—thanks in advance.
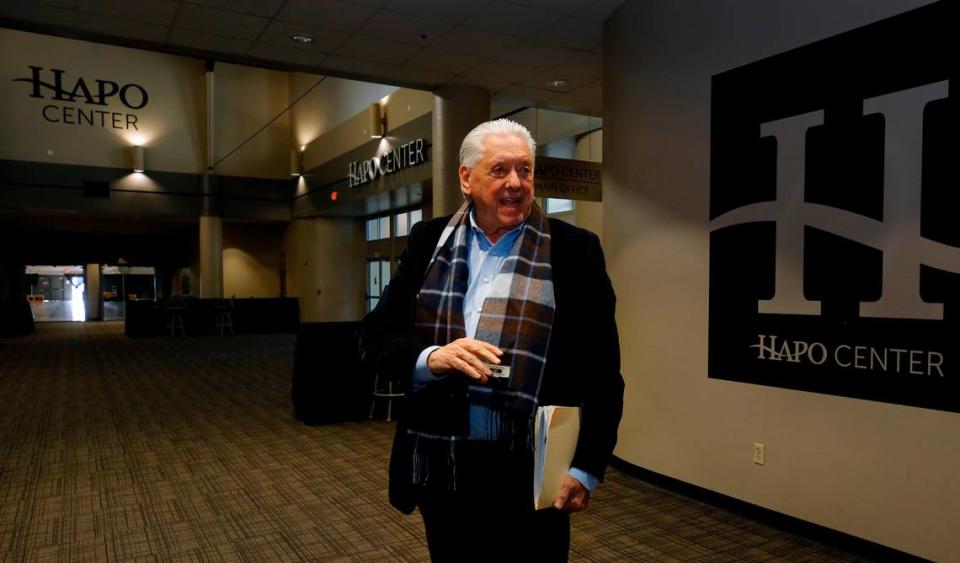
[0,322,867,562]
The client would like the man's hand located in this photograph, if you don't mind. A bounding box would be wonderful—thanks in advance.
[427,337,503,383]
[553,475,590,513]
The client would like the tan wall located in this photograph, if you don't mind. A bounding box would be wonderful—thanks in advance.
[214,64,290,179]
[1,30,296,179]
[222,223,285,298]
[574,129,603,238]
[604,1,954,561]
[1,28,204,173]
[300,86,431,171]
[284,218,364,322]
[290,73,397,152]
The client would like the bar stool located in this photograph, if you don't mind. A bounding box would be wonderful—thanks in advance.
[165,305,185,337]
[368,373,404,422]
[213,300,234,336]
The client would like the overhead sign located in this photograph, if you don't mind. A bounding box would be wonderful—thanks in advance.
[11,65,148,131]
[348,138,427,188]
[708,2,957,413]
[534,156,602,201]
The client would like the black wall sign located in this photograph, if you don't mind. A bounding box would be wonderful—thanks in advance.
[709,1,958,412]
[11,66,148,131]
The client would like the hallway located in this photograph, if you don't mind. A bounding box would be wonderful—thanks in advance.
[0,323,865,561]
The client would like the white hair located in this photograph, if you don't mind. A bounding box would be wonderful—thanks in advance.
[459,118,536,168]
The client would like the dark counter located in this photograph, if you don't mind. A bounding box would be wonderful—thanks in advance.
[291,321,373,425]
[125,297,299,337]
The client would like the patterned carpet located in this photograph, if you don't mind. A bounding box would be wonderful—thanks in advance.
[0,322,867,562]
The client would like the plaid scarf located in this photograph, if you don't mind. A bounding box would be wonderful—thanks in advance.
[406,200,555,492]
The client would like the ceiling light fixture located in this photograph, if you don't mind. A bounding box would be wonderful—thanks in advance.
[290,33,314,44]
[547,79,569,88]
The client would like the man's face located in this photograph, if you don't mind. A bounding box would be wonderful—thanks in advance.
[459,133,534,237]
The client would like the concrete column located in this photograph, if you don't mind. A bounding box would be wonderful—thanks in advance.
[199,60,223,298]
[432,84,490,218]
[200,216,223,298]
[84,263,102,321]
[574,129,604,238]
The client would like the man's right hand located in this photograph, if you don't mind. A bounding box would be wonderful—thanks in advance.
[426,338,503,384]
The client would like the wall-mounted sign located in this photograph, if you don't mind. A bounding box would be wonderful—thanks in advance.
[347,138,427,188]
[708,1,958,413]
[11,65,148,131]
[534,156,601,202]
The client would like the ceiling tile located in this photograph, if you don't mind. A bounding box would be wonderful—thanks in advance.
[384,0,492,24]
[449,75,512,95]
[0,3,76,26]
[495,84,564,108]
[485,41,574,68]
[470,58,546,86]
[574,0,625,23]
[340,0,391,8]
[74,12,170,43]
[334,35,421,65]
[167,28,252,54]
[174,3,268,40]
[534,17,601,51]
[508,0,589,15]
[318,54,399,80]
[356,10,452,46]
[568,79,601,100]
[275,0,375,33]
[248,42,327,67]
[41,0,77,8]
[185,0,286,18]
[429,27,521,58]
[258,21,351,52]
[460,1,563,38]
[403,48,485,74]
[76,0,179,25]
[520,59,600,92]
[379,66,455,86]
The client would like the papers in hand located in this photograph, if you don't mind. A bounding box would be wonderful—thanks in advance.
[533,405,581,510]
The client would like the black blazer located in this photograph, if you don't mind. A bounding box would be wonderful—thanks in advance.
[362,215,624,513]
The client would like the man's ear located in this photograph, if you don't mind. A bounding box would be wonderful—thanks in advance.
[458,165,472,198]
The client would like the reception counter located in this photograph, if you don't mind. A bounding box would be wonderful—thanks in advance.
[125,297,299,337]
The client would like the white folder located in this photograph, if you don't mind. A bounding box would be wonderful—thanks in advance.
[533,405,581,510]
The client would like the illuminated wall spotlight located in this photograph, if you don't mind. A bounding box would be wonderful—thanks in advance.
[367,102,384,138]
[131,145,145,173]
[290,148,302,176]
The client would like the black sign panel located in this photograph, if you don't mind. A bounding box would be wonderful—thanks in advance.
[709,1,959,412]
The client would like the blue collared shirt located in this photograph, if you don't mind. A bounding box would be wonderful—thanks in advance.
[412,211,598,492]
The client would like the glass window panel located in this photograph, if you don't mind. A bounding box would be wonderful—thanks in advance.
[381,261,391,288]
[410,209,422,230]
[545,198,574,214]
[395,212,409,237]
[366,218,377,241]
[368,261,380,297]
[368,297,379,312]
[378,216,391,240]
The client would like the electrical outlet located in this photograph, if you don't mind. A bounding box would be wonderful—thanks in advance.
[753,442,766,465]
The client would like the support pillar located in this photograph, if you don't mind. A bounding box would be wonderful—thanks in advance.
[199,215,223,298]
[199,60,223,298]
[432,85,490,218]
[84,263,102,321]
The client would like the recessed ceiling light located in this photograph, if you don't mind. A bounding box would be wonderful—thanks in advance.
[547,79,569,88]
[290,33,314,44]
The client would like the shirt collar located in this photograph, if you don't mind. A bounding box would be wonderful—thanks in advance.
[468,208,525,252]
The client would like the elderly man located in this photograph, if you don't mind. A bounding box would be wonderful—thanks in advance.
[363,119,623,561]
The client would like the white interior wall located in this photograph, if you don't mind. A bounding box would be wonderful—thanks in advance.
[603,1,955,561]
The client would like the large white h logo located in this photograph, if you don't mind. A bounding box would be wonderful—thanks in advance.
[711,81,957,320]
